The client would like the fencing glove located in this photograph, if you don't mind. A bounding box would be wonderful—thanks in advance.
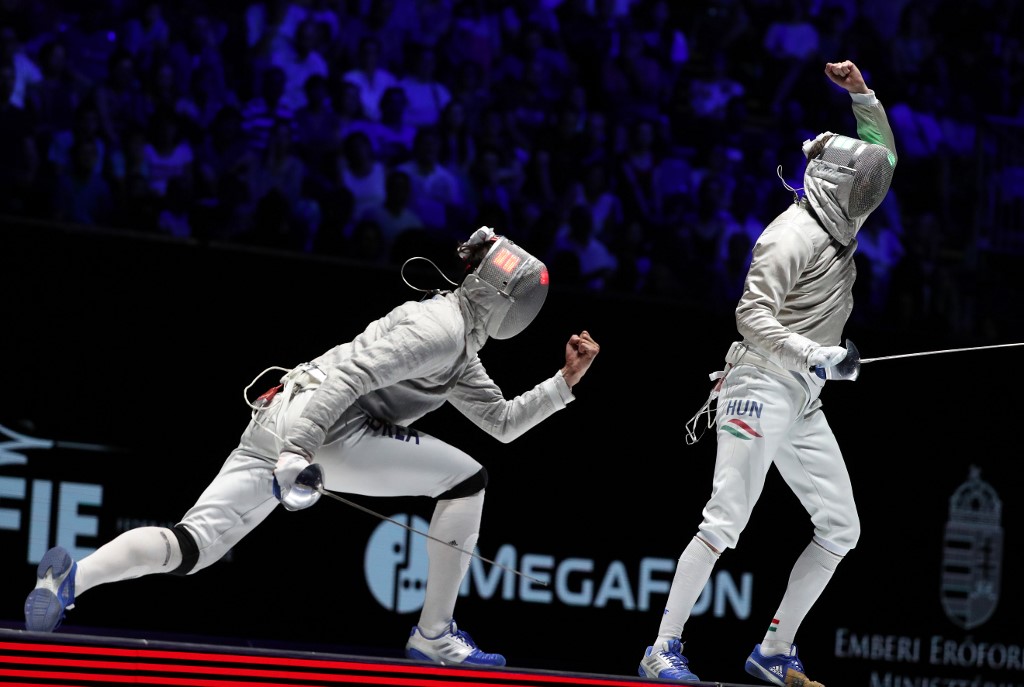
[809,340,861,381]
[808,346,848,369]
[272,452,325,511]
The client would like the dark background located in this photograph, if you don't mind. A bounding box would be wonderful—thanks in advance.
[1,221,1020,686]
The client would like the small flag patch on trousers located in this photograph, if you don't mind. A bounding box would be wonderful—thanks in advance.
[722,418,762,440]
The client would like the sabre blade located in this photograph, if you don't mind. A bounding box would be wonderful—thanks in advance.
[859,341,1024,365]
[316,487,549,586]
[250,452,549,586]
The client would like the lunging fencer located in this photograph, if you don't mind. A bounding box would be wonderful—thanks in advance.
[24,226,600,667]
[638,60,896,685]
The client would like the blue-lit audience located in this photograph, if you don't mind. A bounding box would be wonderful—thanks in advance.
[2,0,1022,344]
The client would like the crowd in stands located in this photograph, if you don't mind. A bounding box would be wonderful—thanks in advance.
[1,0,1023,342]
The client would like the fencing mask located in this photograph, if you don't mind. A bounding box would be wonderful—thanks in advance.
[803,132,896,245]
[459,227,549,339]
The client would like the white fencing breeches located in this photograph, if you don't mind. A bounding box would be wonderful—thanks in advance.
[697,364,860,555]
[177,389,484,573]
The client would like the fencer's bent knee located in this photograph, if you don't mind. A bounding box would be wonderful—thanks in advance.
[694,534,722,555]
[695,529,728,554]
[832,511,860,552]
[169,524,200,576]
[815,520,859,556]
[437,467,487,500]
[846,519,861,550]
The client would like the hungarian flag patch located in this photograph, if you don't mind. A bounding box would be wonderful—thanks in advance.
[721,418,762,440]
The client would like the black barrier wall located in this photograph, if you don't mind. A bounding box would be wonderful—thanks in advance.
[2,221,1022,685]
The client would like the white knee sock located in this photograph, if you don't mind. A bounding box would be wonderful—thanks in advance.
[654,537,720,650]
[76,527,183,597]
[416,491,484,637]
[760,540,843,655]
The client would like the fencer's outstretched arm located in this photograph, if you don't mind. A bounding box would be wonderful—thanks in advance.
[447,330,601,443]
[826,60,898,161]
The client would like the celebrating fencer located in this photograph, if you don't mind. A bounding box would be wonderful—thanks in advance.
[24,226,600,667]
[638,60,897,686]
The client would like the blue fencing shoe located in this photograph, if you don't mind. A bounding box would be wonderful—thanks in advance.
[639,638,700,682]
[25,546,77,632]
[745,644,824,687]
[405,620,506,666]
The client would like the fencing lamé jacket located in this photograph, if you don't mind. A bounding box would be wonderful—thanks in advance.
[281,278,574,460]
[734,90,898,373]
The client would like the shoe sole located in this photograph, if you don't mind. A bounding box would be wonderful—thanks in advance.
[406,648,436,663]
[25,548,73,632]
[639,666,701,682]
[406,646,506,667]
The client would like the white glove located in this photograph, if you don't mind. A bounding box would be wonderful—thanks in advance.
[272,452,323,511]
[807,345,848,369]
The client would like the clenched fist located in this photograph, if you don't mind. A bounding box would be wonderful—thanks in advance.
[824,60,869,94]
[560,330,600,388]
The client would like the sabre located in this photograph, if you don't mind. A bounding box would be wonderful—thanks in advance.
[859,341,1024,364]
[813,340,1024,380]
[259,454,549,585]
[315,487,549,586]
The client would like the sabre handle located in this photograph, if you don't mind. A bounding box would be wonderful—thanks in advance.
[809,339,861,381]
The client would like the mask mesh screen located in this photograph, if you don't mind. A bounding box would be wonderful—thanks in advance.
[818,139,895,218]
